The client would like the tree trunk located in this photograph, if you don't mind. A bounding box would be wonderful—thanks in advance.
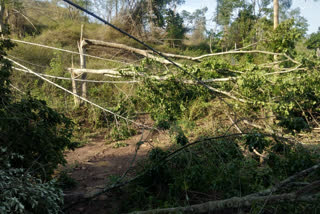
[273,0,279,30]
[0,1,5,36]
[148,0,154,36]
[78,25,87,105]
[273,0,279,62]
[84,39,176,65]
[71,56,80,107]
[71,71,80,107]
[115,0,118,17]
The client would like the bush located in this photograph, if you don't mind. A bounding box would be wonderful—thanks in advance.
[0,97,76,179]
[0,148,64,214]
[121,135,317,212]
[0,38,75,180]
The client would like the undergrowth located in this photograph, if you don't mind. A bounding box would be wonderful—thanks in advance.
[120,135,319,213]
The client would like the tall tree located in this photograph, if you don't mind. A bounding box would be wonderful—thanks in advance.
[305,28,320,57]
[273,0,279,29]
[165,9,187,47]
[0,0,5,36]
[182,7,208,45]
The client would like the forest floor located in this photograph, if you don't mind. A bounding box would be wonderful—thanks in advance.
[60,112,320,214]
[61,116,171,213]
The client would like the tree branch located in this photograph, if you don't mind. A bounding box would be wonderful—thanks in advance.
[84,39,180,65]
[128,192,319,214]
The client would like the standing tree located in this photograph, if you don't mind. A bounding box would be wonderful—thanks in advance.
[182,7,208,46]
[165,9,187,47]
[305,28,320,57]
[273,0,279,29]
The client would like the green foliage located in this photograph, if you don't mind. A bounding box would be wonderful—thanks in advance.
[0,38,75,180]
[0,39,15,104]
[237,68,268,101]
[137,76,210,127]
[121,135,317,212]
[56,171,77,190]
[0,148,64,214]
[0,97,76,179]
[107,122,136,141]
[267,143,316,178]
[113,142,129,148]
[305,29,320,51]
[225,5,257,49]
[42,52,71,94]
[245,132,271,153]
[215,0,244,26]
[187,98,213,121]
[165,10,187,47]
[169,124,188,145]
[266,19,302,55]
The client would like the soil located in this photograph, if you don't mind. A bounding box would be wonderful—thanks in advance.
[62,116,171,214]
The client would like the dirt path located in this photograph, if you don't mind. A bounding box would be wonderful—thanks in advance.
[62,125,171,213]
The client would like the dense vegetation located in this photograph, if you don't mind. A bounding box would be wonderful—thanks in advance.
[1,0,320,213]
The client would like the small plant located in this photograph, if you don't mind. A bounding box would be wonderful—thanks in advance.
[120,135,318,213]
[0,148,64,214]
[107,122,136,141]
[113,142,129,148]
[56,171,77,190]
[169,124,189,146]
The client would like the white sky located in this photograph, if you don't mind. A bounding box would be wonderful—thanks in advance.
[178,0,319,34]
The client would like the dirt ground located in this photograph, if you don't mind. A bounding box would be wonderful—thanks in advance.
[62,120,171,213]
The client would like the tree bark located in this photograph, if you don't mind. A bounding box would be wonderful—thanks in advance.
[273,0,279,30]
[83,39,176,65]
[71,70,80,107]
[273,0,279,62]
[128,193,319,214]
[0,1,5,36]
[70,55,80,107]
[79,25,87,105]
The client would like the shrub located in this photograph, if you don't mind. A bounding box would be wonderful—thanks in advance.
[0,97,76,179]
[0,148,64,214]
[121,135,317,212]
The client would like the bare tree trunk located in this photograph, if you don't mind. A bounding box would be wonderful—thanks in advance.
[84,39,176,65]
[71,56,80,107]
[273,0,279,62]
[71,71,80,106]
[273,0,279,30]
[148,0,154,36]
[0,1,5,36]
[78,24,87,105]
[209,34,213,53]
[115,0,118,17]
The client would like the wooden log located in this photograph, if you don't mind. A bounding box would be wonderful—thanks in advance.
[84,39,179,65]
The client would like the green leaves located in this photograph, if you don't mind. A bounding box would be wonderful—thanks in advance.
[1,97,75,179]
[0,163,63,214]
[305,29,320,51]
[266,19,302,55]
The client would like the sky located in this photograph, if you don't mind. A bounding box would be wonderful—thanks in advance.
[178,0,319,34]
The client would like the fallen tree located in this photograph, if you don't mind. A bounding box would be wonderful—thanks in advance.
[84,39,180,65]
[129,192,320,214]
[128,163,320,214]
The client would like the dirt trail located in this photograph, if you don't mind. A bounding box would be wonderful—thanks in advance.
[62,123,171,213]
